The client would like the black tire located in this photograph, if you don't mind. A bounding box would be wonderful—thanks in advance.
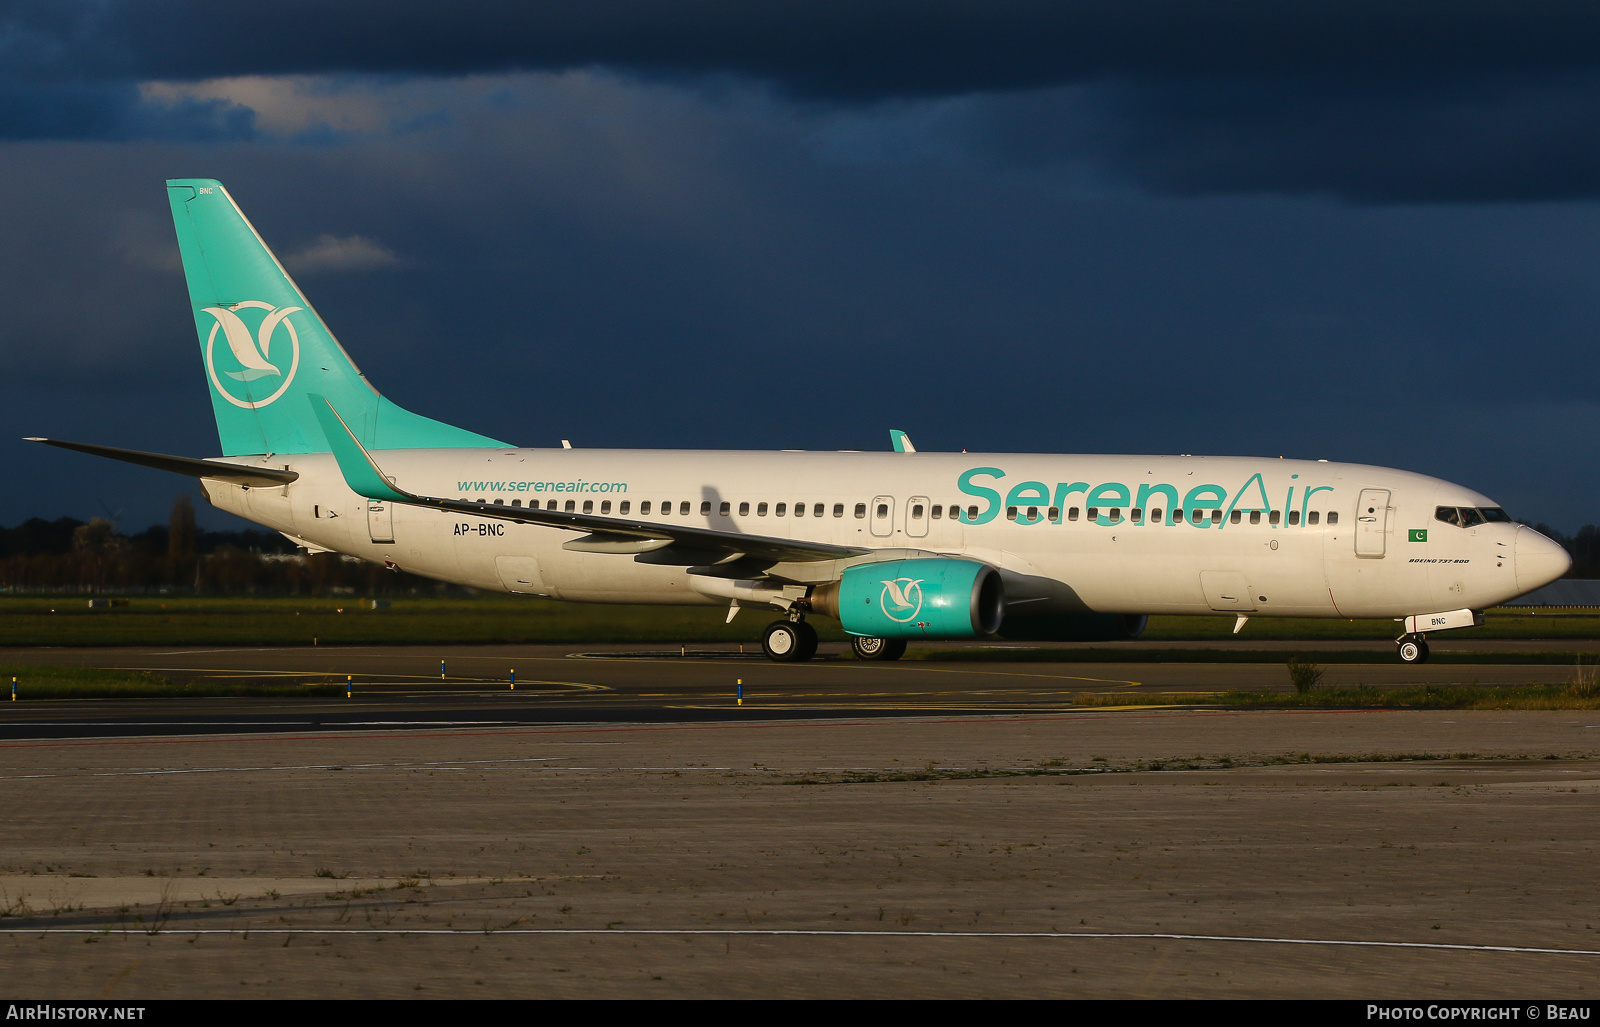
[851,636,907,661]
[1397,637,1430,664]
[793,620,819,661]
[762,620,808,662]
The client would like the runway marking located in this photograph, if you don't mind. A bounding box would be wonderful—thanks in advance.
[6,926,1598,957]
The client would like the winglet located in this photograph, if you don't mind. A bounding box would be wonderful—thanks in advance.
[310,394,410,502]
[890,430,916,453]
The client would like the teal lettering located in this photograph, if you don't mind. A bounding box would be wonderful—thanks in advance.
[958,467,1004,524]
[1302,484,1334,523]
[1086,482,1131,525]
[1135,483,1179,526]
[1183,484,1227,528]
[1222,473,1272,528]
[1005,481,1050,521]
[1051,482,1089,523]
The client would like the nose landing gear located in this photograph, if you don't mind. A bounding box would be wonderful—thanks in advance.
[1396,634,1431,664]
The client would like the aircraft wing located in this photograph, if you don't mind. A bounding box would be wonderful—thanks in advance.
[24,437,300,488]
[311,396,871,564]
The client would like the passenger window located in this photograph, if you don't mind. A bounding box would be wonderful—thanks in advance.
[641,501,651,515]
[1229,510,1240,524]
[968,505,979,520]
[1172,508,1181,522]
[932,505,943,519]
[1308,511,1319,525]
[1150,509,1162,523]
[1086,507,1099,521]
[680,501,690,515]
[1249,510,1261,525]
[1132,508,1143,523]
[1269,510,1280,525]
[794,502,805,518]
[700,501,711,515]
[1212,510,1221,525]
[1110,508,1122,522]
[1047,506,1059,521]
[814,503,825,517]
[719,502,730,516]
[855,503,867,518]
[739,502,750,516]
[1027,506,1040,522]
[494,498,504,505]
[911,504,924,519]
[1327,511,1339,525]
[1288,510,1299,526]
[833,503,844,517]
[578,500,590,513]
[599,500,609,514]
[1006,506,1019,521]
[758,502,769,516]
[547,500,557,510]
[564,500,575,512]
[876,503,889,519]
[511,500,521,508]
[619,500,630,515]
[776,503,787,516]
[1068,507,1079,521]
[1192,510,1203,525]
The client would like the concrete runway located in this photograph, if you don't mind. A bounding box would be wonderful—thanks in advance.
[2,645,1597,997]
[0,706,1596,998]
[0,643,1589,738]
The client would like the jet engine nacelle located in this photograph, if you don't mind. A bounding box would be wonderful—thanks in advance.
[809,558,1005,639]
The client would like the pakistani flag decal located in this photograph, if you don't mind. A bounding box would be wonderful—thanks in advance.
[1408,529,1428,542]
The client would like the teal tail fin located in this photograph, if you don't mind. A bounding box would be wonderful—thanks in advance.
[167,179,507,456]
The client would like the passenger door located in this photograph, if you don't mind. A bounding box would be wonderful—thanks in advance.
[870,495,895,538]
[1354,488,1390,558]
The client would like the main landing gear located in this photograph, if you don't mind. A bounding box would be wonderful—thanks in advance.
[1396,634,1431,664]
[761,618,818,662]
[850,636,906,662]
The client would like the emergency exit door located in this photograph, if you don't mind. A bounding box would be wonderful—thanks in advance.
[1354,488,1390,558]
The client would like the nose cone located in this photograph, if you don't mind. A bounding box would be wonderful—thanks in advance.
[1515,526,1572,594]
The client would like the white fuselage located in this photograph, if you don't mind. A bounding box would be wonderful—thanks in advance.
[201,448,1565,622]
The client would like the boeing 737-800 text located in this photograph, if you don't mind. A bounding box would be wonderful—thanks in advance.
[28,181,1573,663]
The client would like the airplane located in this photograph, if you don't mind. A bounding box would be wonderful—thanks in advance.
[28,179,1573,664]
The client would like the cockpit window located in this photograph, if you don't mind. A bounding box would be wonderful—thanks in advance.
[1437,505,1516,527]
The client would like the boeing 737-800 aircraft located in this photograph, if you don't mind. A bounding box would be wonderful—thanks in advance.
[29,180,1573,663]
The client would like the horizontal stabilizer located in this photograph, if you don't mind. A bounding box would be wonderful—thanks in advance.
[24,437,299,487]
[311,396,870,565]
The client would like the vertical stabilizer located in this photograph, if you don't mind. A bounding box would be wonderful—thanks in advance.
[167,179,506,456]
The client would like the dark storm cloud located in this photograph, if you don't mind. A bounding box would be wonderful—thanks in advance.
[6,1,1600,96]
[8,2,1600,199]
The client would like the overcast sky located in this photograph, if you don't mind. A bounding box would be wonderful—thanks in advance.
[6,1,1600,531]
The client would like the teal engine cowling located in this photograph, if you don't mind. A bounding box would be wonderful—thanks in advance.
[807,558,1005,638]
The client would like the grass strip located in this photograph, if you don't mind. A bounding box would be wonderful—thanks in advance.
[783,749,1591,785]
[0,664,344,699]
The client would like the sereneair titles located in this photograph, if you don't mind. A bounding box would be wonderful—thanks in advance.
[955,466,1331,526]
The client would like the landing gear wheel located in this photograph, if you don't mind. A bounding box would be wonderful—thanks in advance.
[762,620,816,662]
[1397,636,1430,664]
[851,636,907,662]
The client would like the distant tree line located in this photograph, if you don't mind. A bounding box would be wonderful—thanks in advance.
[0,498,456,595]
